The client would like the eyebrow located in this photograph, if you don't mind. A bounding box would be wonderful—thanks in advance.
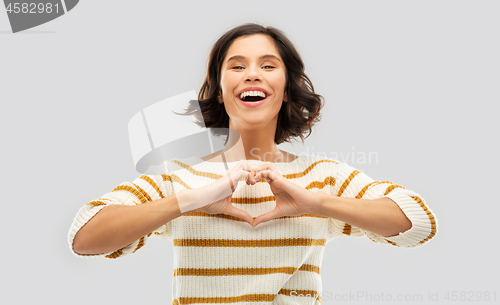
[226,54,282,63]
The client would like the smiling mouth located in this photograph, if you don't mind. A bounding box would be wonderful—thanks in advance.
[239,90,268,102]
[241,95,266,102]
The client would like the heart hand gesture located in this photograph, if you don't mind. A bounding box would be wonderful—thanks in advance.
[190,160,258,225]
[251,162,321,227]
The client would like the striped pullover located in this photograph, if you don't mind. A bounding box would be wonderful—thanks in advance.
[68,154,437,305]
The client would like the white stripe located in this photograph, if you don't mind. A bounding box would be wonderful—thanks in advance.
[174,246,325,269]
[172,273,291,298]
[173,214,329,241]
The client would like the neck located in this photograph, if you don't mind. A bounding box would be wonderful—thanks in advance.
[220,120,285,163]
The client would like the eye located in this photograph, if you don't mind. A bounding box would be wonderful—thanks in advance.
[262,65,275,70]
[231,66,244,70]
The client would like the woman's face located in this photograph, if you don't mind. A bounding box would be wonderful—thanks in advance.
[219,34,287,130]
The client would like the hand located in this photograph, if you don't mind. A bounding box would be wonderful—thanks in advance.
[188,160,258,225]
[251,162,322,227]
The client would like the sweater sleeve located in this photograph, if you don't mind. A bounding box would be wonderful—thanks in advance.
[327,161,437,247]
[67,172,175,259]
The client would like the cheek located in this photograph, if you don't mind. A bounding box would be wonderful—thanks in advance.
[220,75,236,95]
[270,73,287,92]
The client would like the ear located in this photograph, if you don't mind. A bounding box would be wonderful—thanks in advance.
[218,91,223,104]
[283,92,288,102]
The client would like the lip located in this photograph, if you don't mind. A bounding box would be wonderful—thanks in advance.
[236,86,270,108]
[237,86,270,97]
[238,95,269,108]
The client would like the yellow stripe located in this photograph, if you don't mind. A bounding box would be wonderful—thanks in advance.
[383,184,406,195]
[105,249,123,259]
[86,197,115,206]
[170,174,192,189]
[170,178,335,205]
[85,200,107,207]
[232,194,334,205]
[173,238,326,248]
[411,195,437,244]
[232,195,274,204]
[337,170,361,197]
[368,196,436,247]
[173,263,320,277]
[337,170,361,235]
[171,159,339,182]
[154,226,171,236]
[112,185,147,203]
[174,266,298,276]
[132,237,145,253]
[139,175,164,198]
[366,234,378,244]
[299,264,321,274]
[168,160,341,199]
[183,211,249,222]
[342,223,352,236]
[355,180,395,198]
[305,176,336,190]
[172,294,275,305]
[106,236,150,258]
[172,160,224,180]
[385,239,397,246]
[132,182,153,202]
[182,211,327,220]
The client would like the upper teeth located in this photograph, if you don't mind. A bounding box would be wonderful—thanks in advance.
[240,91,266,99]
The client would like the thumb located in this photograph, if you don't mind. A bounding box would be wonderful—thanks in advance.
[252,208,282,227]
[224,204,254,225]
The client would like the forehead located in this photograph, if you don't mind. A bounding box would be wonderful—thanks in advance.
[224,34,282,61]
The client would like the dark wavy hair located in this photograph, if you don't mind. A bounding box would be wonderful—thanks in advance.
[180,23,324,145]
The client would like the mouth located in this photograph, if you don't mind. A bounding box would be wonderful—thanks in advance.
[236,87,271,107]
[237,94,269,107]
[241,95,266,102]
[239,90,268,102]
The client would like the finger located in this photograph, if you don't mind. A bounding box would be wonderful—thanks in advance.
[254,169,269,183]
[257,169,277,183]
[247,168,257,185]
[225,204,254,225]
[227,168,252,190]
[236,160,249,172]
[226,172,236,192]
[231,161,254,184]
[237,163,258,185]
[237,170,252,185]
[240,167,252,185]
[253,170,261,182]
[252,208,282,227]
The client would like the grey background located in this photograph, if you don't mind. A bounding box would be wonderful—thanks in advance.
[1,0,498,304]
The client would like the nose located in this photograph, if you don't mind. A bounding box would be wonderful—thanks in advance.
[244,65,261,82]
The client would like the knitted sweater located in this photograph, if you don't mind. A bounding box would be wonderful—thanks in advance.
[68,154,437,304]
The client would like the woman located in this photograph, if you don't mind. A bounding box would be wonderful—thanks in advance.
[68,23,437,304]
